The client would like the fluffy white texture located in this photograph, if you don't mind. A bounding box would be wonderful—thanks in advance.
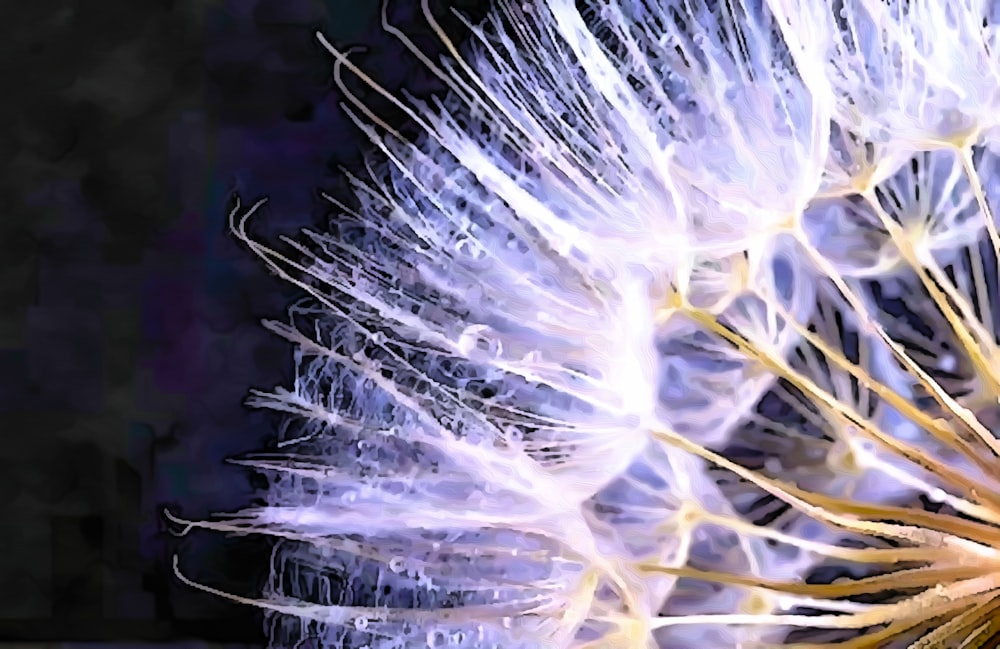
[316,156,663,505]
[774,0,1000,183]
[378,0,833,285]
[606,0,830,218]
[531,0,832,277]
[444,0,830,450]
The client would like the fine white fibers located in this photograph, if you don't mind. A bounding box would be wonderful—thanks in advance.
[811,0,1000,148]
[170,0,1000,647]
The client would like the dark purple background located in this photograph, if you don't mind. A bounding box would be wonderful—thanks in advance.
[0,0,488,646]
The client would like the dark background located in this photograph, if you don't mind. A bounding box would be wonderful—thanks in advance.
[0,1,488,646]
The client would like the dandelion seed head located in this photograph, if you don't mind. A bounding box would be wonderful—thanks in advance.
[172,0,1000,647]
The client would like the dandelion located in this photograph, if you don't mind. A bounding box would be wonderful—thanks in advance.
[170,0,1000,647]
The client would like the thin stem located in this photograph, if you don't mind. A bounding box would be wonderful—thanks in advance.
[791,227,1000,464]
[860,187,1000,434]
[683,304,1000,523]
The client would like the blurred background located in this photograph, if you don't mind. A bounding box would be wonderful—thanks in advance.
[0,1,486,647]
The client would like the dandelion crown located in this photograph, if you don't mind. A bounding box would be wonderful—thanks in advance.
[167,1,1000,647]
